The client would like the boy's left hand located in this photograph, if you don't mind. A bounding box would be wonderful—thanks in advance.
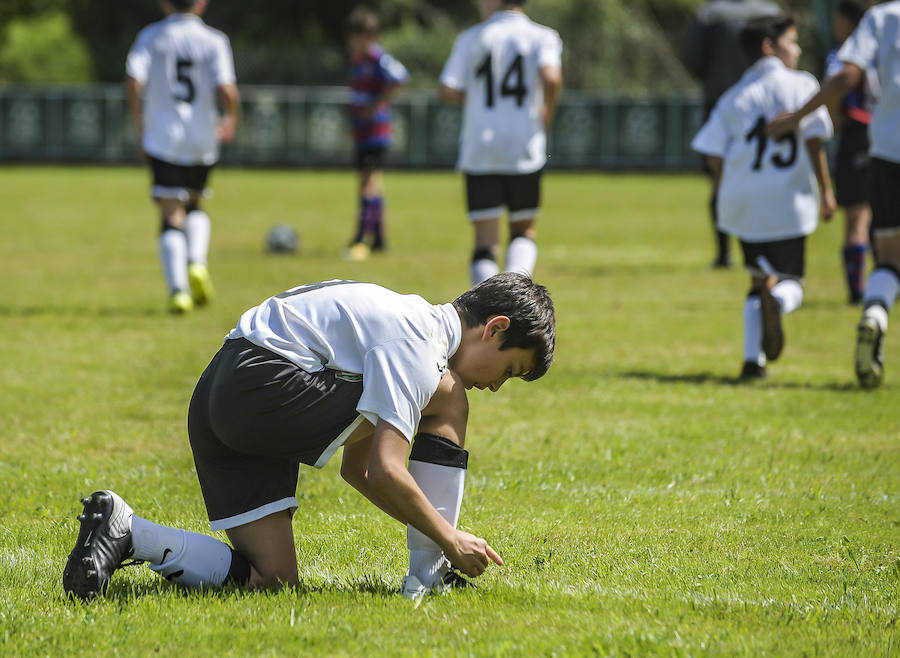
[821,189,836,221]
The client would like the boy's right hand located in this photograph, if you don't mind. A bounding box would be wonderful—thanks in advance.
[445,530,503,578]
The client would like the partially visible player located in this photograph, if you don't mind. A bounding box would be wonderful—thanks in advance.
[692,14,835,380]
[826,0,878,305]
[62,273,555,601]
[769,1,900,389]
[126,0,239,313]
[439,0,562,286]
[343,6,409,261]
[682,0,782,269]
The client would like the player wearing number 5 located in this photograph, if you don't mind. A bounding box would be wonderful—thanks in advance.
[439,0,562,286]
[692,14,835,380]
[126,0,240,314]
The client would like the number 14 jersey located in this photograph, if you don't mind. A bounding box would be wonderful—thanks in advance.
[692,56,833,242]
[440,10,562,175]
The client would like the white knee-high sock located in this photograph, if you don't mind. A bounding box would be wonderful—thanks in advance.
[148,530,235,588]
[863,269,899,328]
[185,209,211,266]
[471,259,500,286]
[505,236,538,278]
[131,515,185,564]
[743,295,764,365]
[406,435,467,588]
[771,279,803,315]
[159,228,188,294]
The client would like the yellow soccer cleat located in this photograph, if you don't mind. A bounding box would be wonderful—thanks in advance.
[188,263,215,306]
[343,242,371,262]
[169,290,194,315]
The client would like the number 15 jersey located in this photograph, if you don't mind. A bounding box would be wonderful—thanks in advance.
[440,10,562,175]
[692,56,833,242]
[126,13,236,166]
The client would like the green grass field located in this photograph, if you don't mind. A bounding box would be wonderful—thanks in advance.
[1,166,897,656]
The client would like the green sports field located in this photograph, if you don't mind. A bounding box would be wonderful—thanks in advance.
[1,166,897,656]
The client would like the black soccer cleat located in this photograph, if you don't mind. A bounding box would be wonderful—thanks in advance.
[740,361,767,381]
[439,567,476,592]
[63,490,140,600]
[855,317,885,389]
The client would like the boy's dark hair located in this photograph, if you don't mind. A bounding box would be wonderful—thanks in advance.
[835,0,866,26]
[738,14,796,63]
[168,0,196,12]
[346,6,380,36]
[453,272,555,381]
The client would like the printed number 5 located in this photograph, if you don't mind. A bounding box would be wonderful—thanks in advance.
[174,58,195,104]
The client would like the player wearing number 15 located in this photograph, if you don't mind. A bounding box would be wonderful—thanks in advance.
[692,14,835,380]
[439,0,562,286]
[126,0,240,314]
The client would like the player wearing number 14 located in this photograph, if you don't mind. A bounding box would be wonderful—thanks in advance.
[439,0,562,286]
[692,14,835,380]
[126,0,240,314]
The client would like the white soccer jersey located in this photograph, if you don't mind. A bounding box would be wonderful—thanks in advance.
[440,10,562,174]
[692,57,833,242]
[837,1,900,163]
[225,281,462,443]
[126,13,236,166]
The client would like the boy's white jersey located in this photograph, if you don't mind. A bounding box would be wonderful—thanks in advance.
[440,10,562,174]
[126,13,236,165]
[225,281,462,443]
[692,57,833,242]
[837,1,900,163]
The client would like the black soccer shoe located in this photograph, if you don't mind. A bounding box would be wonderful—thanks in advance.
[63,490,139,600]
[439,568,476,592]
[740,361,767,381]
[855,316,885,390]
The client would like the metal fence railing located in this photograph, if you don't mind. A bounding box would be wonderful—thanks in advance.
[0,85,705,170]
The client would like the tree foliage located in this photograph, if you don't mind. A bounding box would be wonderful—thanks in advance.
[0,10,91,83]
[0,0,828,89]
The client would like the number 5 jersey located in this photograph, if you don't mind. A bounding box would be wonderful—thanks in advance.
[692,56,833,242]
[126,13,236,166]
[440,10,562,175]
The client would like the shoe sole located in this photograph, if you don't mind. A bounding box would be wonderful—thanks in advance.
[855,320,883,389]
[760,289,784,361]
[62,492,110,600]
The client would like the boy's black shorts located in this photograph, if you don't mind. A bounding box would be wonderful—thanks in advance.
[187,337,364,531]
[834,120,870,208]
[869,157,900,235]
[355,146,386,172]
[465,170,543,222]
[148,155,213,201]
[740,236,806,281]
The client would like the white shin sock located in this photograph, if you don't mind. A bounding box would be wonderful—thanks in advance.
[743,295,764,365]
[159,228,188,294]
[185,209,211,266]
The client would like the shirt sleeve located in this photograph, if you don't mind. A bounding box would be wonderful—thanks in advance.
[691,104,729,158]
[440,33,469,90]
[356,340,442,442]
[837,11,878,71]
[538,28,563,70]
[378,52,409,85]
[125,31,151,83]
[211,34,237,86]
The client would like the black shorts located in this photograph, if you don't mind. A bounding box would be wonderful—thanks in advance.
[740,236,806,281]
[465,170,543,222]
[187,337,364,531]
[869,157,900,235]
[355,146,386,172]
[148,156,213,201]
[834,121,870,207]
